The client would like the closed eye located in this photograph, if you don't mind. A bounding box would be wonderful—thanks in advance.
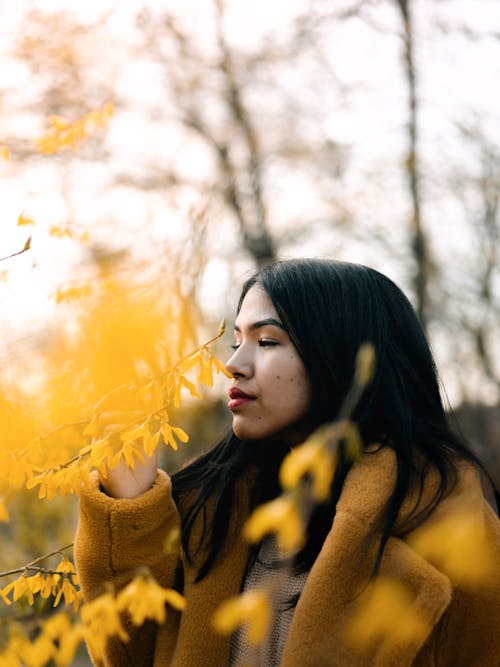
[230,340,278,350]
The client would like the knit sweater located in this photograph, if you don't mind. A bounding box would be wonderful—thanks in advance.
[229,537,309,666]
[74,447,500,666]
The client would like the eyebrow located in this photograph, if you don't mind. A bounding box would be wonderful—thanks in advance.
[234,317,286,332]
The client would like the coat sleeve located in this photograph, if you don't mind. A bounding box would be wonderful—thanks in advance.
[74,469,182,667]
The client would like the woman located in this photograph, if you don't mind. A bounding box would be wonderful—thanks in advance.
[75,259,500,666]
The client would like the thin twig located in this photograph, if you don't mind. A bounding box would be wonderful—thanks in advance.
[0,236,31,263]
[0,543,73,579]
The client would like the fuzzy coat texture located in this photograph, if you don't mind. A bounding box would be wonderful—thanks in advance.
[75,447,500,667]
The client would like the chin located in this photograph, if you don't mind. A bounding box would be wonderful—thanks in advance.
[232,419,269,441]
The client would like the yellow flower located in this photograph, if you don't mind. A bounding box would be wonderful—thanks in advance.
[0,583,12,605]
[407,510,497,585]
[51,285,92,303]
[161,421,189,451]
[163,526,181,554]
[53,624,84,667]
[116,576,186,626]
[12,575,33,605]
[53,579,82,610]
[0,145,11,160]
[213,589,271,646]
[43,611,71,639]
[343,577,429,653]
[49,225,73,239]
[17,213,35,226]
[354,342,376,386]
[27,573,56,599]
[21,633,55,667]
[56,557,78,583]
[35,100,114,154]
[81,591,129,661]
[280,439,336,501]
[244,495,304,553]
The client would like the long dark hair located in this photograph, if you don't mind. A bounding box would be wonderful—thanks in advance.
[172,259,486,581]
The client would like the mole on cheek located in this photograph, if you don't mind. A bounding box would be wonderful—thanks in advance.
[276,375,281,379]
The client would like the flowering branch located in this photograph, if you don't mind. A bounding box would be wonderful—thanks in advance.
[0,544,74,579]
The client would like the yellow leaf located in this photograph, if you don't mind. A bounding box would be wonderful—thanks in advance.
[17,213,34,226]
[213,589,271,646]
[171,426,189,443]
[51,285,92,303]
[163,527,180,554]
[179,375,202,399]
[49,225,73,239]
[81,591,129,660]
[116,576,185,626]
[344,577,429,652]
[280,440,335,502]
[244,495,305,553]
[407,510,497,585]
[354,342,376,386]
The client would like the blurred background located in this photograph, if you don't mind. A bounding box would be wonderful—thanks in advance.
[1,1,499,659]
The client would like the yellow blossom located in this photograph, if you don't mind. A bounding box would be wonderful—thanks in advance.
[342,420,363,460]
[407,510,497,585]
[12,575,34,605]
[213,589,271,646]
[280,439,336,501]
[354,342,376,386]
[20,633,55,667]
[42,611,72,640]
[17,213,35,226]
[53,578,82,610]
[0,145,11,160]
[161,422,189,451]
[343,577,429,652]
[244,495,305,553]
[27,572,56,599]
[51,285,92,303]
[163,527,180,554]
[49,225,73,239]
[116,576,186,626]
[35,100,114,154]
[0,584,12,605]
[81,591,129,661]
[56,557,78,583]
[54,624,84,666]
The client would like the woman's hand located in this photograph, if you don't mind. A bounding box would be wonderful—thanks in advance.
[92,387,160,499]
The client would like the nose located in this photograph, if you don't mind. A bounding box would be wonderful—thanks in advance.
[225,345,253,379]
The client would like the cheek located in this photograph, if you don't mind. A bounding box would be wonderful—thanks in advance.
[268,361,311,414]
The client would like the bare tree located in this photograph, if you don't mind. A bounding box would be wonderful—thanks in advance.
[394,0,431,330]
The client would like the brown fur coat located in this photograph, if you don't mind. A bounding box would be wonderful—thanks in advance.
[75,447,500,666]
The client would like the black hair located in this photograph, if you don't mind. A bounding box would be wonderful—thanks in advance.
[172,259,489,582]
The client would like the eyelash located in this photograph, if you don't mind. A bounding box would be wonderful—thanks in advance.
[230,340,278,350]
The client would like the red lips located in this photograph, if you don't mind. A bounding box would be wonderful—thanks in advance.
[228,387,256,410]
[228,387,255,399]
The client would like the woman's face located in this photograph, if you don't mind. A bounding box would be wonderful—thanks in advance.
[225,285,311,443]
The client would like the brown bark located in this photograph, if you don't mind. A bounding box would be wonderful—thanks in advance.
[395,0,430,330]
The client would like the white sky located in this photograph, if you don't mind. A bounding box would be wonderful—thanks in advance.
[1,0,499,404]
